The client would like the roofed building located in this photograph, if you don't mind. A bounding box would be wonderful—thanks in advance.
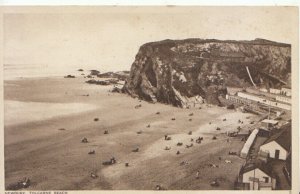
[259,123,291,160]
[240,129,259,159]
[276,95,291,104]
[281,87,291,97]
[270,88,281,95]
[239,160,277,190]
[261,119,278,130]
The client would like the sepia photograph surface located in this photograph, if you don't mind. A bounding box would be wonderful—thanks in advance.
[1,6,299,192]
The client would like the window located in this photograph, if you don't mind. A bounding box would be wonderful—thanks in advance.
[263,177,269,183]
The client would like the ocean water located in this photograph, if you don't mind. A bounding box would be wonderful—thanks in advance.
[4,64,79,80]
[3,64,124,80]
[4,100,97,126]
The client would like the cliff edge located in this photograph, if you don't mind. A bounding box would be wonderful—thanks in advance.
[123,38,291,107]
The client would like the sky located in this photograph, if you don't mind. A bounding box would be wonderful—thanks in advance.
[3,6,299,75]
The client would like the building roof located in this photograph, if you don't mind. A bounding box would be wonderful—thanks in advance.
[241,159,275,178]
[261,119,279,125]
[263,123,291,151]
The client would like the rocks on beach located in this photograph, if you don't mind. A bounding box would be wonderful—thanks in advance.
[64,75,76,78]
[86,79,117,86]
[90,70,100,76]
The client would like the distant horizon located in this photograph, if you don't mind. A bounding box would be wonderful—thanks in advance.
[4,7,297,74]
[3,63,130,80]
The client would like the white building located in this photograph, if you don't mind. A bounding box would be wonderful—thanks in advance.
[270,88,281,95]
[276,95,291,104]
[240,129,259,158]
[281,87,291,97]
[261,119,278,129]
[259,88,268,93]
[240,161,276,190]
[259,125,291,160]
[237,92,291,111]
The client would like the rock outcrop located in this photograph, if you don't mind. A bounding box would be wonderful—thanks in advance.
[97,71,130,81]
[123,38,291,107]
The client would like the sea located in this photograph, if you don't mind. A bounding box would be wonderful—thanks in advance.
[4,64,99,126]
[3,64,82,80]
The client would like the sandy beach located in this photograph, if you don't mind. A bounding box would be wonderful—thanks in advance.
[4,76,258,190]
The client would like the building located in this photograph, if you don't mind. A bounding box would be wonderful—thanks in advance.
[240,129,259,158]
[259,124,291,160]
[270,88,281,95]
[281,87,291,97]
[239,160,277,190]
[237,92,291,111]
[259,88,268,93]
[261,119,278,129]
[238,92,262,102]
[226,94,259,107]
[276,95,291,104]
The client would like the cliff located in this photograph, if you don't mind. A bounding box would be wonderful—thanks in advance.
[123,38,291,107]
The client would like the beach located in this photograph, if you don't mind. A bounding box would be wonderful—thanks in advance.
[4,76,258,190]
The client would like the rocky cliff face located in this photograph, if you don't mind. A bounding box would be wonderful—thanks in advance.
[123,38,291,107]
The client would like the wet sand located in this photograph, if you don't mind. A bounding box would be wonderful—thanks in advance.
[5,100,97,127]
[4,77,258,190]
